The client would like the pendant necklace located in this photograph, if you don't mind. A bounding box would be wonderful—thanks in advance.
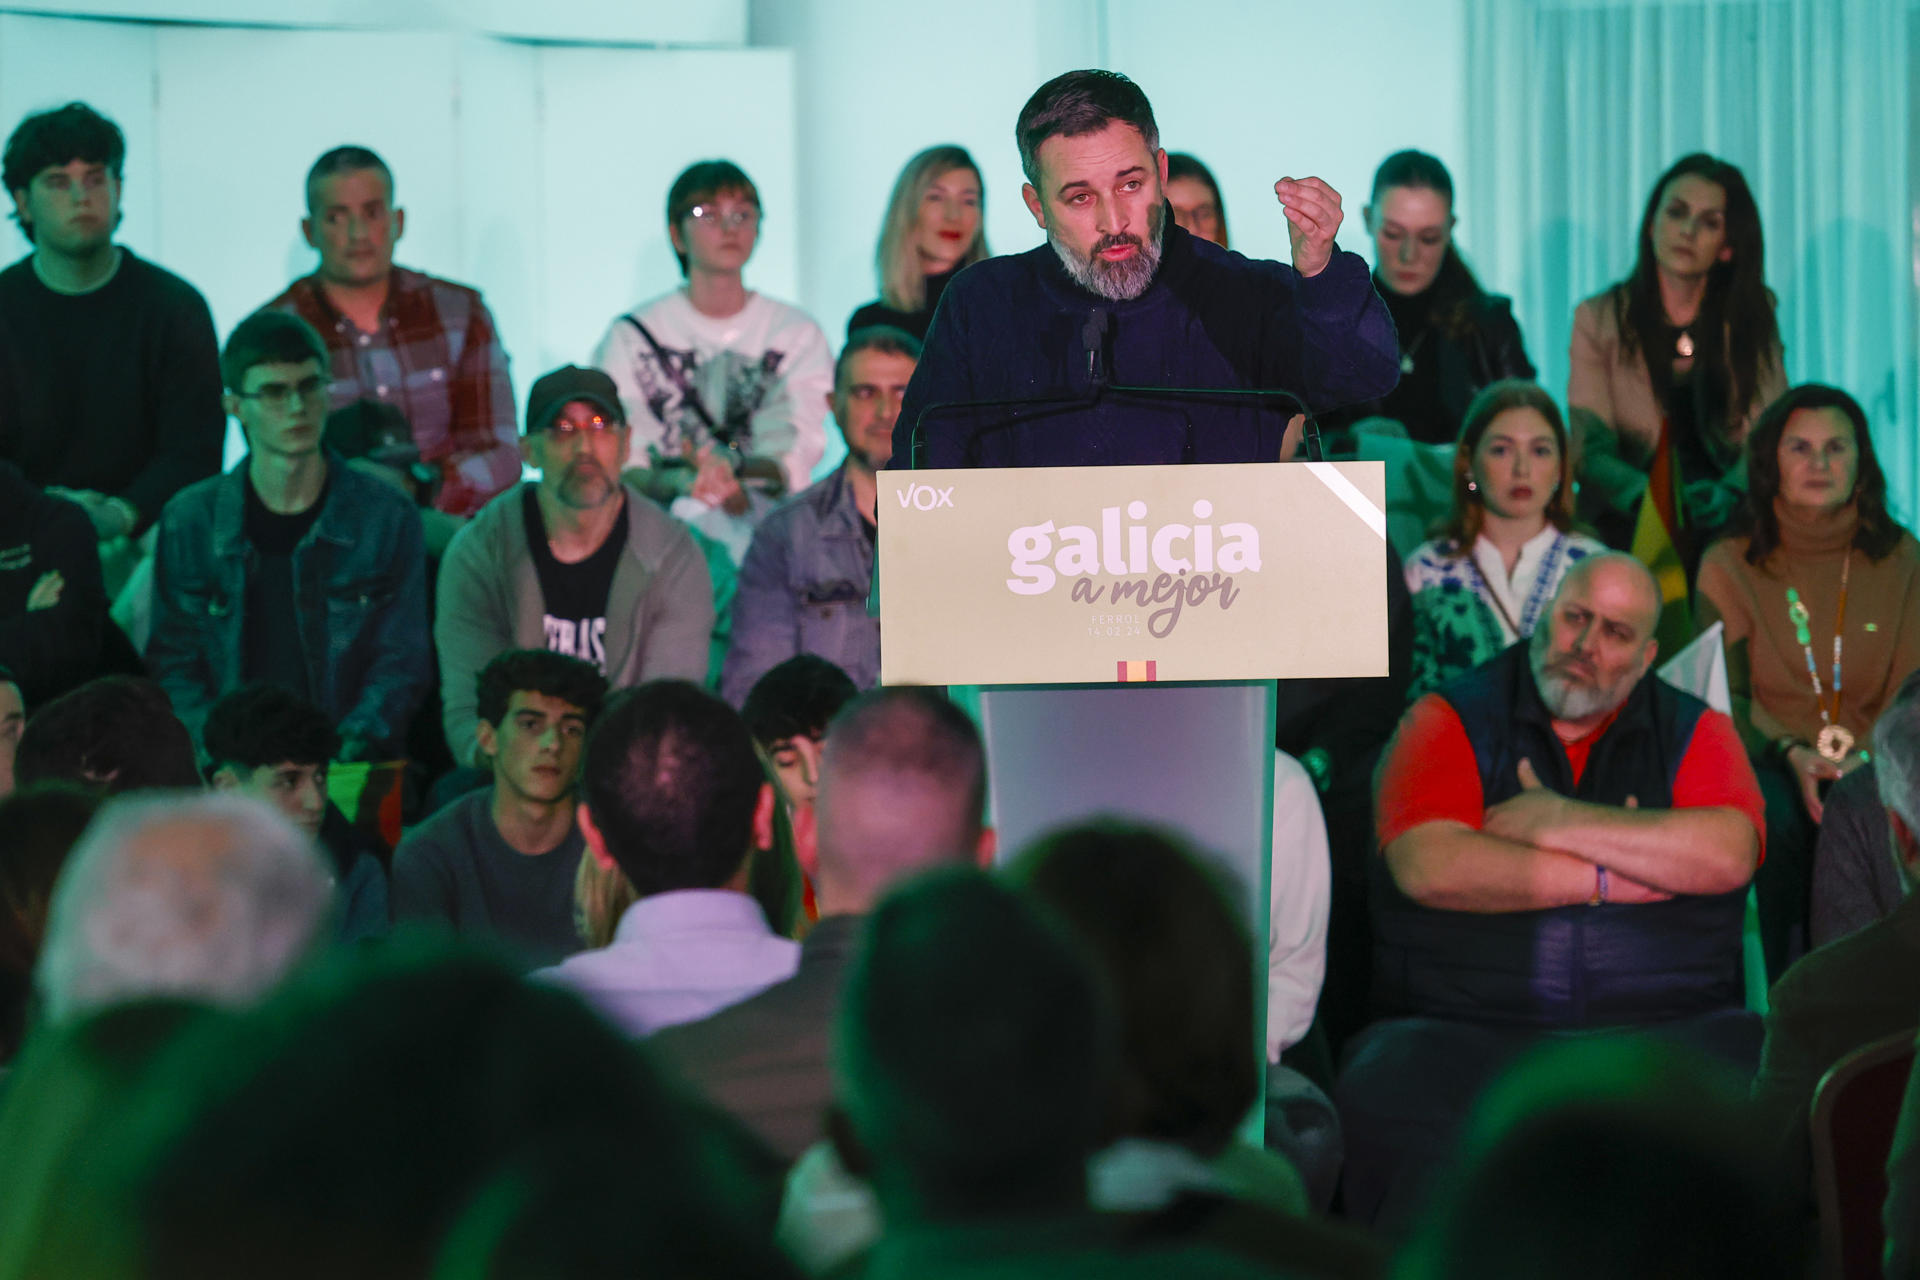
[1399,327,1430,376]
[1675,328,1695,359]
[1785,548,1854,762]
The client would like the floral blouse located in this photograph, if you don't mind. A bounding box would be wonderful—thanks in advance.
[1405,526,1606,701]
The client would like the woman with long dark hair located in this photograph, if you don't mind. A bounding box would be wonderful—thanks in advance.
[1696,384,1920,979]
[1328,150,1535,447]
[1570,153,1787,550]
[1165,152,1228,248]
[1404,380,1603,699]
[846,145,989,342]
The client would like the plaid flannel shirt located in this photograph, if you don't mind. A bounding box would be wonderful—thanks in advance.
[268,266,519,516]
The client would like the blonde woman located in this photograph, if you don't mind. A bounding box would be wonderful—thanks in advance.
[846,145,989,342]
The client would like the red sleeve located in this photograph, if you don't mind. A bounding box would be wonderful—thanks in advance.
[1374,694,1486,849]
[1672,708,1768,864]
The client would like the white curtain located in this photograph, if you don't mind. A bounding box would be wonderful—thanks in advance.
[1463,0,1916,522]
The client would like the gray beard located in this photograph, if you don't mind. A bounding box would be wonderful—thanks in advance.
[1529,624,1636,722]
[1049,202,1165,302]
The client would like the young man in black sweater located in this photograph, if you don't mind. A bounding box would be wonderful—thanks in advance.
[0,101,224,543]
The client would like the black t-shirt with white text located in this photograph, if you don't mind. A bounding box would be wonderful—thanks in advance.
[522,487,625,671]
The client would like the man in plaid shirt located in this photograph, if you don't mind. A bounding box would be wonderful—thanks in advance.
[264,146,519,518]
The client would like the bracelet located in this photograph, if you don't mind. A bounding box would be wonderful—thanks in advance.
[1588,865,1609,907]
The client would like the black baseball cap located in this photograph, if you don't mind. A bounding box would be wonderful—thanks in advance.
[525,365,625,435]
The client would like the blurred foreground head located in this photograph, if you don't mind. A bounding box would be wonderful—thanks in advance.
[1397,1037,1801,1280]
[833,868,1114,1224]
[125,941,793,1278]
[36,791,335,1022]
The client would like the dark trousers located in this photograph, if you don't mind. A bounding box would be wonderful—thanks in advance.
[1333,1008,1763,1237]
[1752,752,1819,984]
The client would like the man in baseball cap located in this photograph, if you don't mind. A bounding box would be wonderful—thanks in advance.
[432,363,715,768]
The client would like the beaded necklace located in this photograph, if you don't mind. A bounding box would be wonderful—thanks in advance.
[1785,548,1853,762]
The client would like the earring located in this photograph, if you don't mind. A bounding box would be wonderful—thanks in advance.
[1467,479,1478,494]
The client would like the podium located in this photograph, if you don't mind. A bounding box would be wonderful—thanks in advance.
[878,461,1389,1083]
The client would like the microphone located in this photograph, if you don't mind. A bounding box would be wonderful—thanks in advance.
[1081,308,1109,388]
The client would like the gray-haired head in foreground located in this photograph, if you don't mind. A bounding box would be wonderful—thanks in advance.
[1874,667,1920,845]
[35,792,336,1022]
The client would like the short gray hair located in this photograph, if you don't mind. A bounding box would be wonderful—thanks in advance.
[36,792,337,1021]
[1875,669,1920,834]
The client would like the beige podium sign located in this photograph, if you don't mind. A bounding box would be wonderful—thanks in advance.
[879,461,1389,686]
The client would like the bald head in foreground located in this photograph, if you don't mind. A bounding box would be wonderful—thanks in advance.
[651,686,994,1163]
[1337,551,1769,1232]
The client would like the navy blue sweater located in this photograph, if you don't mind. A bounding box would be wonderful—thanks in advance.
[893,217,1400,469]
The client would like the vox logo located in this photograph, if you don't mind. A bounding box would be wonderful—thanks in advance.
[896,483,956,511]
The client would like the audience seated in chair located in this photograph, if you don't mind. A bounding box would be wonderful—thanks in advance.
[434,364,713,769]
[720,327,917,704]
[537,680,800,1035]
[741,654,858,818]
[1322,150,1535,450]
[1750,667,1920,1207]
[203,684,389,944]
[1403,382,1603,703]
[847,147,989,342]
[0,997,217,1279]
[146,308,431,760]
[1695,384,1920,983]
[1567,152,1786,553]
[35,790,335,1023]
[0,461,115,708]
[1012,822,1387,1279]
[1397,1038,1802,1280]
[828,867,1279,1279]
[0,781,99,1061]
[119,943,795,1278]
[593,160,833,563]
[652,685,991,1164]
[0,102,224,559]
[1812,762,1900,946]
[1340,552,1765,1233]
[265,145,522,518]
[391,649,605,969]
[14,674,200,794]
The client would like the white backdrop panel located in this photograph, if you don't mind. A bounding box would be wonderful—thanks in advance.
[533,47,800,377]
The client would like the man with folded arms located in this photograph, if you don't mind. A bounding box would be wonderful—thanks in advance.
[1338,552,1765,1231]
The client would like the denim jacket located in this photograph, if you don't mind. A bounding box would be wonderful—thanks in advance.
[720,464,878,705]
[147,454,431,753]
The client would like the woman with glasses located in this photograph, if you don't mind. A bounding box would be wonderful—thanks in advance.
[1569,154,1786,554]
[847,145,989,343]
[593,160,833,564]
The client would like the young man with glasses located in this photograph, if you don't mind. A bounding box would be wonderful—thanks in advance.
[0,102,223,545]
[434,365,714,769]
[591,160,833,564]
[264,145,520,519]
[147,310,431,761]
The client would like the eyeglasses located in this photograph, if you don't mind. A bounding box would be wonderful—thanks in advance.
[686,204,760,231]
[546,415,621,438]
[236,375,329,410]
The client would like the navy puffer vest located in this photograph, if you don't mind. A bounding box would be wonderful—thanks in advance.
[1371,643,1748,1028]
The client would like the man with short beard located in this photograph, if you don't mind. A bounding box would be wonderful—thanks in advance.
[435,366,714,768]
[895,69,1399,470]
[1336,552,1766,1233]
[721,327,918,704]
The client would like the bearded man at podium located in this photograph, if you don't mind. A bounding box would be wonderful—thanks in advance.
[893,69,1400,472]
